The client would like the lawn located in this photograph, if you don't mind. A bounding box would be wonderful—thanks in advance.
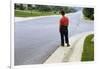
[15,10,58,17]
[81,34,94,61]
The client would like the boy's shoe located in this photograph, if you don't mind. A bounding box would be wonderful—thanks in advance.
[67,44,70,47]
[61,45,64,47]
[65,43,70,47]
[61,44,64,47]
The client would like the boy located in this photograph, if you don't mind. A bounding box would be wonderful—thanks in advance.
[59,10,70,47]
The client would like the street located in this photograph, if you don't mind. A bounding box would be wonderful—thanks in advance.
[14,11,94,65]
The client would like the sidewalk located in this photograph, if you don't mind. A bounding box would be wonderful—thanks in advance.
[15,15,60,22]
[44,32,93,64]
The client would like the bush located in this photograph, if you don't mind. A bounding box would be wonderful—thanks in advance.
[83,8,94,20]
[19,4,25,10]
[28,4,33,10]
[35,5,51,12]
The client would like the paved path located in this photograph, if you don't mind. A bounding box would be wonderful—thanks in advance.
[44,32,93,63]
[14,10,94,65]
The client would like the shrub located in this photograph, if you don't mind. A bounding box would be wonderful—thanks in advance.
[19,4,25,10]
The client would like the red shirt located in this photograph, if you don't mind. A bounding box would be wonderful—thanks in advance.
[60,16,69,26]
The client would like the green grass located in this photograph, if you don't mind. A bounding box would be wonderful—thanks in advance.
[15,10,58,17]
[81,34,94,61]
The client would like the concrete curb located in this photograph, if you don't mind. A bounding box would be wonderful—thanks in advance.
[44,32,93,64]
[15,15,60,22]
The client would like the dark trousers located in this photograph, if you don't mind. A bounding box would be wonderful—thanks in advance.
[60,26,69,46]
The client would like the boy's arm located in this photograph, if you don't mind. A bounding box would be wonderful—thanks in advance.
[67,17,69,26]
[59,19,61,32]
[68,17,69,26]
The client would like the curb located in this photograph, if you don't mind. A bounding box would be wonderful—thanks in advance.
[15,15,60,22]
[44,32,93,64]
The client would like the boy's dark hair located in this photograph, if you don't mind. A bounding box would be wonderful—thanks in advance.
[60,10,65,16]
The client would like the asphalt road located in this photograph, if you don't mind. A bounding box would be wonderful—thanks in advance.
[14,11,94,65]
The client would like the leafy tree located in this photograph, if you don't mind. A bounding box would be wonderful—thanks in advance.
[15,4,17,9]
[35,5,51,12]
[83,8,94,20]
[14,4,20,10]
[19,4,25,10]
[28,4,33,10]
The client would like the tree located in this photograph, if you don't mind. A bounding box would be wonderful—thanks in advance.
[35,5,51,12]
[28,4,33,10]
[14,4,20,10]
[83,8,94,20]
[28,4,33,14]
[15,4,17,9]
[19,4,25,10]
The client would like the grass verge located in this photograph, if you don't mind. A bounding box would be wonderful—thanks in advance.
[81,34,94,61]
[15,10,58,17]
